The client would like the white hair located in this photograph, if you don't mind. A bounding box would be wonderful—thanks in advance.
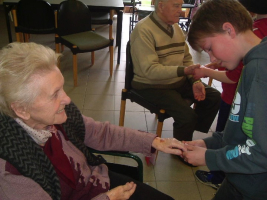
[0,42,61,117]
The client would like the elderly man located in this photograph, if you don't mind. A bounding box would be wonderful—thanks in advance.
[130,0,221,143]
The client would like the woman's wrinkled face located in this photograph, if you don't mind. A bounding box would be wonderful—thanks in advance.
[24,66,71,130]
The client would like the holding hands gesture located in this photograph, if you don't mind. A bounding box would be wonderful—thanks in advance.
[152,137,187,156]
[184,64,201,75]
[106,138,188,200]
[180,140,207,166]
[193,62,221,80]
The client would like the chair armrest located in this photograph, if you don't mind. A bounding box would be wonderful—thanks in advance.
[88,148,143,182]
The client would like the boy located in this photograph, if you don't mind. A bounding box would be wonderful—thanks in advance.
[182,0,267,199]
[192,0,267,190]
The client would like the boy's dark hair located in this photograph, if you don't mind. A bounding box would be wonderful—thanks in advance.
[187,0,253,51]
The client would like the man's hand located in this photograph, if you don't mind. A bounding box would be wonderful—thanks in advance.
[193,82,206,101]
[184,64,200,75]
[152,137,187,156]
[106,182,136,200]
[182,145,207,166]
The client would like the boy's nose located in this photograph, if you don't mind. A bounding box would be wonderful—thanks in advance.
[210,55,217,63]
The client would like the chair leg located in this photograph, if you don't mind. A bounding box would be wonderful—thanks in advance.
[91,51,95,65]
[109,24,113,39]
[208,77,213,86]
[18,33,23,42]
[119,89,127,126]
[24,33,30,42]
[73,53,78,87]
[109,45,113,76]
[156,109,165,138]
[61,44,64,52]
[156,121,164,138]
[55,41,60,53]
[11,9,21,42]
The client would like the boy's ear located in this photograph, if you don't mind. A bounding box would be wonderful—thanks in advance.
[222,22,236,38]
[10,102,31,120]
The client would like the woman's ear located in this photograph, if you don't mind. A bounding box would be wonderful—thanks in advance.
[10,102,30,120]
[222,22,236,38]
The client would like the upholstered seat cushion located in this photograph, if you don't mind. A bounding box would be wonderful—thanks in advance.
[61,31,111,51]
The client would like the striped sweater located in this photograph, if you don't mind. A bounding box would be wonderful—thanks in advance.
[130,12,194,89]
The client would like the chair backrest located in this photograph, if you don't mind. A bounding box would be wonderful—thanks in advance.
[125,41,134,90]
[91,11,112,25]
[57,0,92,36]
[16,0,55,34]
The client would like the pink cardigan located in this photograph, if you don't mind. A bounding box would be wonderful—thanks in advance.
[0,115,156,200]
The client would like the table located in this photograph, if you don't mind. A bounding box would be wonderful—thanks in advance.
[3,0,124,64]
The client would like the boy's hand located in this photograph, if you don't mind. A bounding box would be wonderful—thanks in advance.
[183,139,207,148]
[183,145,207,166]
[205,62,221,70]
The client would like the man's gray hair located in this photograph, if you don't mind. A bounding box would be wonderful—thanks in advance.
[0,42,61,117]
[154,0,169,12]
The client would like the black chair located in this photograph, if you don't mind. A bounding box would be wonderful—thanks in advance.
[119,41,170,164]
[90,9,114,40]
[89,148,143,182]
[55,0,114,86]
[119,41,170,139]
[11,0,55,43]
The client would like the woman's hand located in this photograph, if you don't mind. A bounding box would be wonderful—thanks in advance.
[106,182,136,200]
[152,137,187,156]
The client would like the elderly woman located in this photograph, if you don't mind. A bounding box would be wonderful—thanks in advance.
[0,42,186,200]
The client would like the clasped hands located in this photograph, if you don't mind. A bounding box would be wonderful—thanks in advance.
[185,62,221,80]
[106,138,207,200]
[152,137,207,166]
[106,137,189,200]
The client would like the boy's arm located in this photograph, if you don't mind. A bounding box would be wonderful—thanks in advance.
[194,67,236,83]
[194,61,244,84]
